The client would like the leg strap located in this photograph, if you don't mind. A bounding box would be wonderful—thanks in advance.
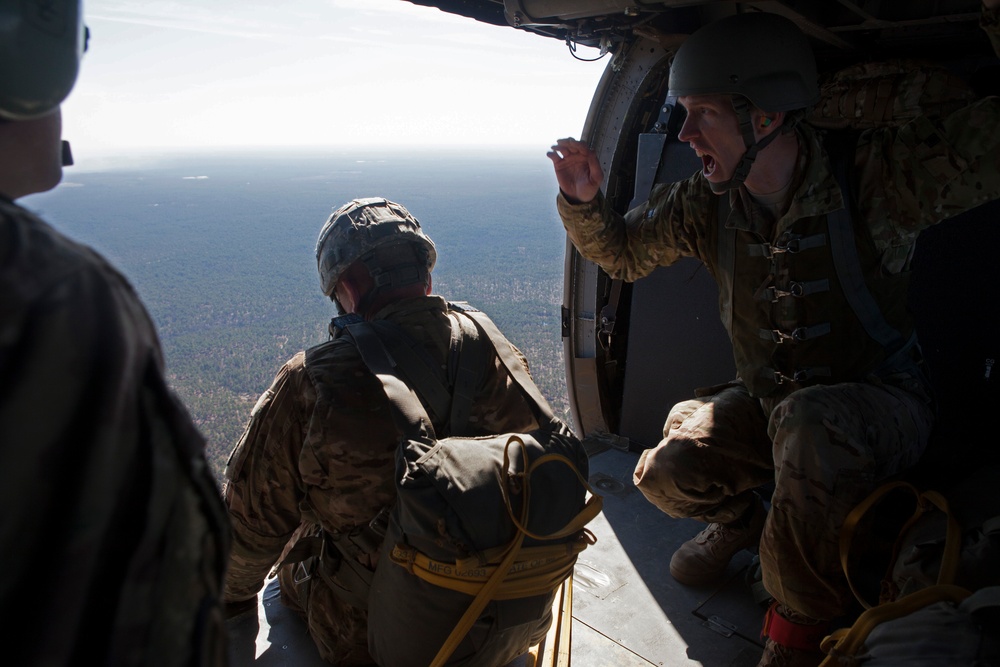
[762,601,829,651]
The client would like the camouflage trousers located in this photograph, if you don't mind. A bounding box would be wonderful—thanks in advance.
[277,558,374,666]
[633,378,934,621]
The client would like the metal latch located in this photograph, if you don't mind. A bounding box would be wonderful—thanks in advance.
[703,615,737,638]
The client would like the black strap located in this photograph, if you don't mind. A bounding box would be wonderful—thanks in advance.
[368,320,453,426]
[346,304,558,439]
[343,322,430,439]
[825,132,908,356]
[447,311,485,434]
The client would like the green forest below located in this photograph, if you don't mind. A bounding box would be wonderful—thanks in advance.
[28,149,574,483]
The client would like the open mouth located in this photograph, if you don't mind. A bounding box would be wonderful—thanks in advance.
[695,149,717,178]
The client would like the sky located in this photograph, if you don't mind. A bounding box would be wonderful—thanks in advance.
[62,0,609,156]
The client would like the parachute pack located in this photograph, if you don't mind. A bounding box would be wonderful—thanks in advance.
[335,302,601,667]
[819,474,1000,665]
[807,58,976,129]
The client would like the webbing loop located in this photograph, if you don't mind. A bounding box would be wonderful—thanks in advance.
[818,585,972,666]
[838,480,962,610]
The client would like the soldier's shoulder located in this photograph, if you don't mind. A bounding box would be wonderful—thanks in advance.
[2,201,144,308]
[2,201,157,343]
[303,336,366,383]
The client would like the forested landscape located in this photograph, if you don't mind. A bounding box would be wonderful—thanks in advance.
[26,149,572,482]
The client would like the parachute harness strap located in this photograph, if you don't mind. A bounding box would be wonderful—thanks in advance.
[818,585,972,665]
[761,601,829,651]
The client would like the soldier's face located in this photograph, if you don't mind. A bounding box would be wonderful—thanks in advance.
[677,95,746,187]
[0,108,64,199]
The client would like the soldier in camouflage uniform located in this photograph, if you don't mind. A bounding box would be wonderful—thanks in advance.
[0,3,231,666]
[222,197,541,665]
[548,5,1000,666]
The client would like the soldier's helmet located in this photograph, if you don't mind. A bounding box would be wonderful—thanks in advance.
[0,0,88,120]
[667,12,819,112]
[316,197,437,299]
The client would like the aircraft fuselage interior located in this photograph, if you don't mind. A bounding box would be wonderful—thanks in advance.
[226,1,1000,664]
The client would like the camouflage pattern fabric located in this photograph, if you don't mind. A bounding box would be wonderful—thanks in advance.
[563,6,1000,624]
[807,60,978,130]
[633,379,933,620]
[0,199,231,666]
[223,295,540,665]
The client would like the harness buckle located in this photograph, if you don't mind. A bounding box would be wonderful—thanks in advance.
[764,329,794,344]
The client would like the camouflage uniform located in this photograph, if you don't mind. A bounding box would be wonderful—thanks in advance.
[0,198,231,666]
[223,295,540,665]
[556,8,1000,622]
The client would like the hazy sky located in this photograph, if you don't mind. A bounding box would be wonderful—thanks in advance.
[62,0,608,156]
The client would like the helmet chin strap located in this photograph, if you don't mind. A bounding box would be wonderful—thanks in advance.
[709,96,782,194]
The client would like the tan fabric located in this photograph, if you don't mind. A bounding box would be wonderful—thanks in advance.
[0,198,230,666]
[223,295,541,664]
[634,378,934,620]
[578,7,1000,625]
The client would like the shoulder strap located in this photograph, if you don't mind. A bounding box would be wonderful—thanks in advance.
[343,322,432,439]
[716,194,736,335]
[446,309,486,434]
[367,320,453,426]
[346,302,560,439]
[348,310,489,437]
[824,131,908,356]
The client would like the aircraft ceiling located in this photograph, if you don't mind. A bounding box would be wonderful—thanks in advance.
[403,0,994,62]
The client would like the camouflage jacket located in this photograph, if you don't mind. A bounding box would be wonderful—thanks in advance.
[0,198,231,666]
[223,295,541,603]
[558,7,1000,399]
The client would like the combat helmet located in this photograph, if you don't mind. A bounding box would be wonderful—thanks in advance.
[316,197,437,311]
[667,12,820,191]
[0,0,88,120]
[668,12,819,112]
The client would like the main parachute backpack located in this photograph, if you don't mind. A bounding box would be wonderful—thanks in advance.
[343,302,602,667]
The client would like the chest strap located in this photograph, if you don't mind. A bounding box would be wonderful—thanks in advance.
[716,131,908,362]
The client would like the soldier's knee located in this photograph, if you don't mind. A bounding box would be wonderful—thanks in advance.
[769,386,832,433]
[663,398,708,437]
[633,438,702,515]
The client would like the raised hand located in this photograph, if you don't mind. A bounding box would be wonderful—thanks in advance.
[547,137,604,204]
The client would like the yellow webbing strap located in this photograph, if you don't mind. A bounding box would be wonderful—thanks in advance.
[527,573,574,667]
[818,584,972,665]
[838,480,962,609]
[426,435,603,667]
[389,537,593,599]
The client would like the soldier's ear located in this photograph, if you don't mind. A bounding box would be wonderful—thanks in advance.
[755,110,785,139]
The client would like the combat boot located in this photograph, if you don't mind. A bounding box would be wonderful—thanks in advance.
[757,602,828,667]
[668,498,765,586]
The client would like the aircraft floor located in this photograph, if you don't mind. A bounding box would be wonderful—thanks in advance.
[226,447,768,666]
